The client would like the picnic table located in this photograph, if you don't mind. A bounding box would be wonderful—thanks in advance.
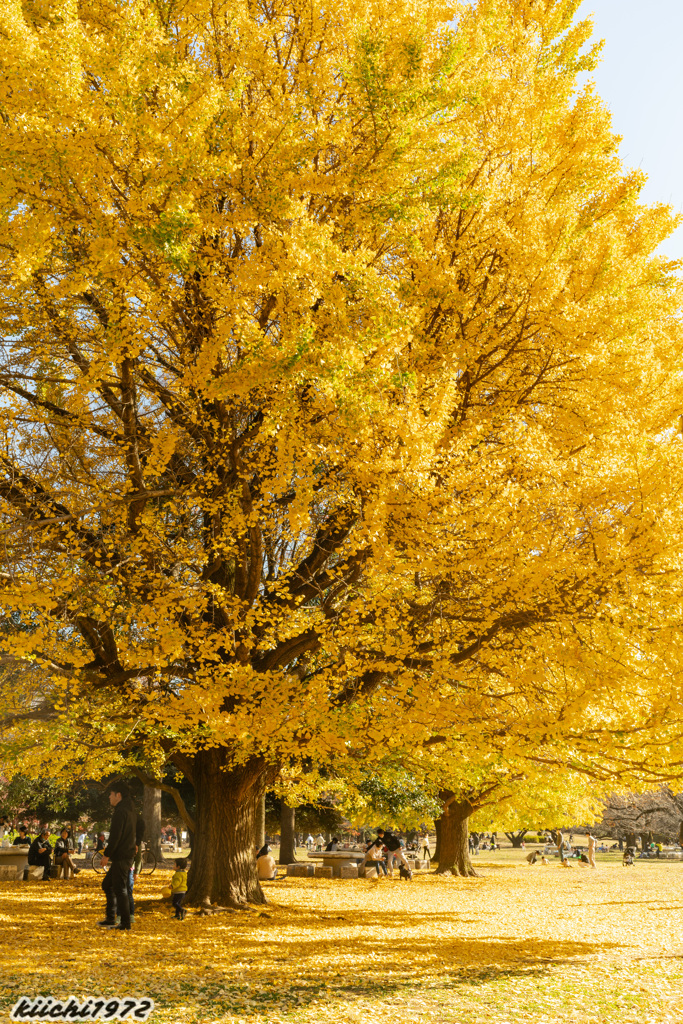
[639,850,683,859]
[307,850,366,878]
[0,844,30,880]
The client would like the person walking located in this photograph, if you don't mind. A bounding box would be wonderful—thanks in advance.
[422,833,431,861]
[77,831,86,855]
[98,782,137,931]
[587,832,597,869]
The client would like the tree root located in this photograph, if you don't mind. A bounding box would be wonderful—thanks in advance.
[433,863,480,878]
[194,896,261,915]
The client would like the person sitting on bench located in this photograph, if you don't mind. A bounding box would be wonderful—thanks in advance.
[13,826,30,845]
[367,841,388,877]
[28,829,53,880]
[54,828,80,878]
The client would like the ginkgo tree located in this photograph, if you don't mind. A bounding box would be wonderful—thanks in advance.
[1,0,683,908]
[343,614,683,879]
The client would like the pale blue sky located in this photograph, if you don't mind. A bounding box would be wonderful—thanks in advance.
[579,0,683,263]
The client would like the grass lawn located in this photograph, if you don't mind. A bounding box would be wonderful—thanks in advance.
[1,857,682,1023]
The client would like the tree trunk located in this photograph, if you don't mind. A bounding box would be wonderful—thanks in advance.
[142,784,163,859]
[435,797,477,877]
[255,792,266,850]
[504,829,528,848]
[434,817,441,863]
[185,748,266,908]
[278,800,296,865]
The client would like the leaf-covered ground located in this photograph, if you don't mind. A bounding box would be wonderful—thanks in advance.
[1,860,682,1023]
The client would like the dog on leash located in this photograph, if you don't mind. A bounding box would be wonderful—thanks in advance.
[398,864,413,881]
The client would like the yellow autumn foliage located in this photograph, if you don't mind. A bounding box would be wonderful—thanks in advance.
[1,0,683,903]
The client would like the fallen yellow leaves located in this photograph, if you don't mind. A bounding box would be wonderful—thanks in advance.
[1,861,683,1023]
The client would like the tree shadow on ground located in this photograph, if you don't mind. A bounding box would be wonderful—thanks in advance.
[0,879,632,1022]
[567,899,683,908]
[163,935,625,1017]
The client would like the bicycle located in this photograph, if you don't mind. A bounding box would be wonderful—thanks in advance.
[137,843,157,875]
[91,851,107,873]
[91,843,157,874]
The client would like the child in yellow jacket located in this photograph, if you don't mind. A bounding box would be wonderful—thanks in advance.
[171,857,188,920]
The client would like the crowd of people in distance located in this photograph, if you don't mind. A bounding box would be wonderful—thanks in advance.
[256,828,427,881]
[522,831,683,868]
[254,825,683,880]
[468,832,499,854]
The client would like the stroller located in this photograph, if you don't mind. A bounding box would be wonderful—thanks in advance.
[622,847,635,866]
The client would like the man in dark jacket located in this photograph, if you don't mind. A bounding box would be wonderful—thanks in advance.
[366,829,411,876]
[13,826,30,845]
[98,782,137,930]
[28,829,52,880]
[110,811,145,925]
